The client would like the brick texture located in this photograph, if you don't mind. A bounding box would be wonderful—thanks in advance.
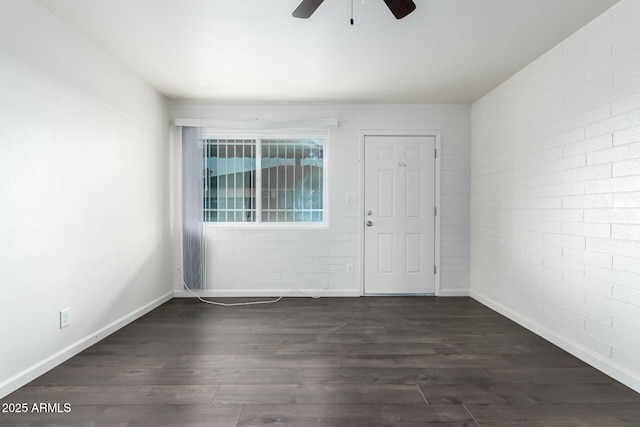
[173,105,471,296]
[471,0,640,387]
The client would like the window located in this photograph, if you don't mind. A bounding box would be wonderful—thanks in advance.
[204,137,325,224]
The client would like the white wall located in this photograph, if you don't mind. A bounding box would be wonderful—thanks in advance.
[0,0,173,397]
[471,0,640,392]
[172,104,471,297]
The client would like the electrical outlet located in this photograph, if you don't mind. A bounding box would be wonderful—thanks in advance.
[347,263,354,274]
[60,308,71,329]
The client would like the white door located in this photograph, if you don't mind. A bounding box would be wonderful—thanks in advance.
[364,135,436,295]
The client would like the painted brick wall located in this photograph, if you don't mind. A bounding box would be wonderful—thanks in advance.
[470,0,640,392]
[172,104,471,297]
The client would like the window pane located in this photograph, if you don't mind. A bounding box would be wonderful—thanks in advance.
[204,139,256,222]
[203,137,324,224]
[261,139,323,223]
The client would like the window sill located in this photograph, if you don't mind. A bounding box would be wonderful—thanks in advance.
[203,222,329,230]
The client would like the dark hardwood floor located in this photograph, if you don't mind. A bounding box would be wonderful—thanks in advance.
[2,297,640,426]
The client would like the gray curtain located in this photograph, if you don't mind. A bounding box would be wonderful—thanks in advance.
[182,126,205,289]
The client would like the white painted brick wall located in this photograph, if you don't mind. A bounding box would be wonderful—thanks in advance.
[471,0,640,392]
[173,104,471,296]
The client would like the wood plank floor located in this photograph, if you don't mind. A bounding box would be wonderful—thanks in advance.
[2,297,640,426]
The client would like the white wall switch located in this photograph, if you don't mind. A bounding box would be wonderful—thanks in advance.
[346,192,357,203]
[347,263,354,274]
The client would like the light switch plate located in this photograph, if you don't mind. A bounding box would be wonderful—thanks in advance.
[346,192,357,203]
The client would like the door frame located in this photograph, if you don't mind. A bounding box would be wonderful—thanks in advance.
[359,130,442,296]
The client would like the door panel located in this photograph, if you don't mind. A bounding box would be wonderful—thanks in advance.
[364,135,435,295]
[406,170,422,217]
[378,234,394,273]
[378,170,394,217]
[406,234,421,273]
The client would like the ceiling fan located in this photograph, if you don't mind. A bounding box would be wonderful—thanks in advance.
[293,0,416,20]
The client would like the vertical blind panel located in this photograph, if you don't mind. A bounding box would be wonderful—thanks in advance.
[182,127,205,289]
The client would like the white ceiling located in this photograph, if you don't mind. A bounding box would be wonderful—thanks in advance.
[36,0,620,104]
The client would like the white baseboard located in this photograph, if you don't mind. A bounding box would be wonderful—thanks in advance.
[173,288,361,298]
[470,289,640,394]
[174,288,470,298]
[437,289,470,297]
[0,291,173,399]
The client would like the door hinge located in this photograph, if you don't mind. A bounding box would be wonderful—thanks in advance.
[434,206,437,216]
[434,265,437,274]
[434,148,437,158]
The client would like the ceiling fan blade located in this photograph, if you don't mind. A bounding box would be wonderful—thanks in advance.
[383,0,416,19]
[292,0,325,18]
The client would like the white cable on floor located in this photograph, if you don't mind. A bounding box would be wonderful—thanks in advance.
[177,269,283,306]
[295,289,322,299]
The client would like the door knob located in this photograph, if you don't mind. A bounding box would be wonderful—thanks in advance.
[366,221,373,227]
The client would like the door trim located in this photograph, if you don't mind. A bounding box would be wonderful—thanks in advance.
[359,130,442,296]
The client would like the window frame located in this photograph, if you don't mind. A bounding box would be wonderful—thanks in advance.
[203,131,329,229]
